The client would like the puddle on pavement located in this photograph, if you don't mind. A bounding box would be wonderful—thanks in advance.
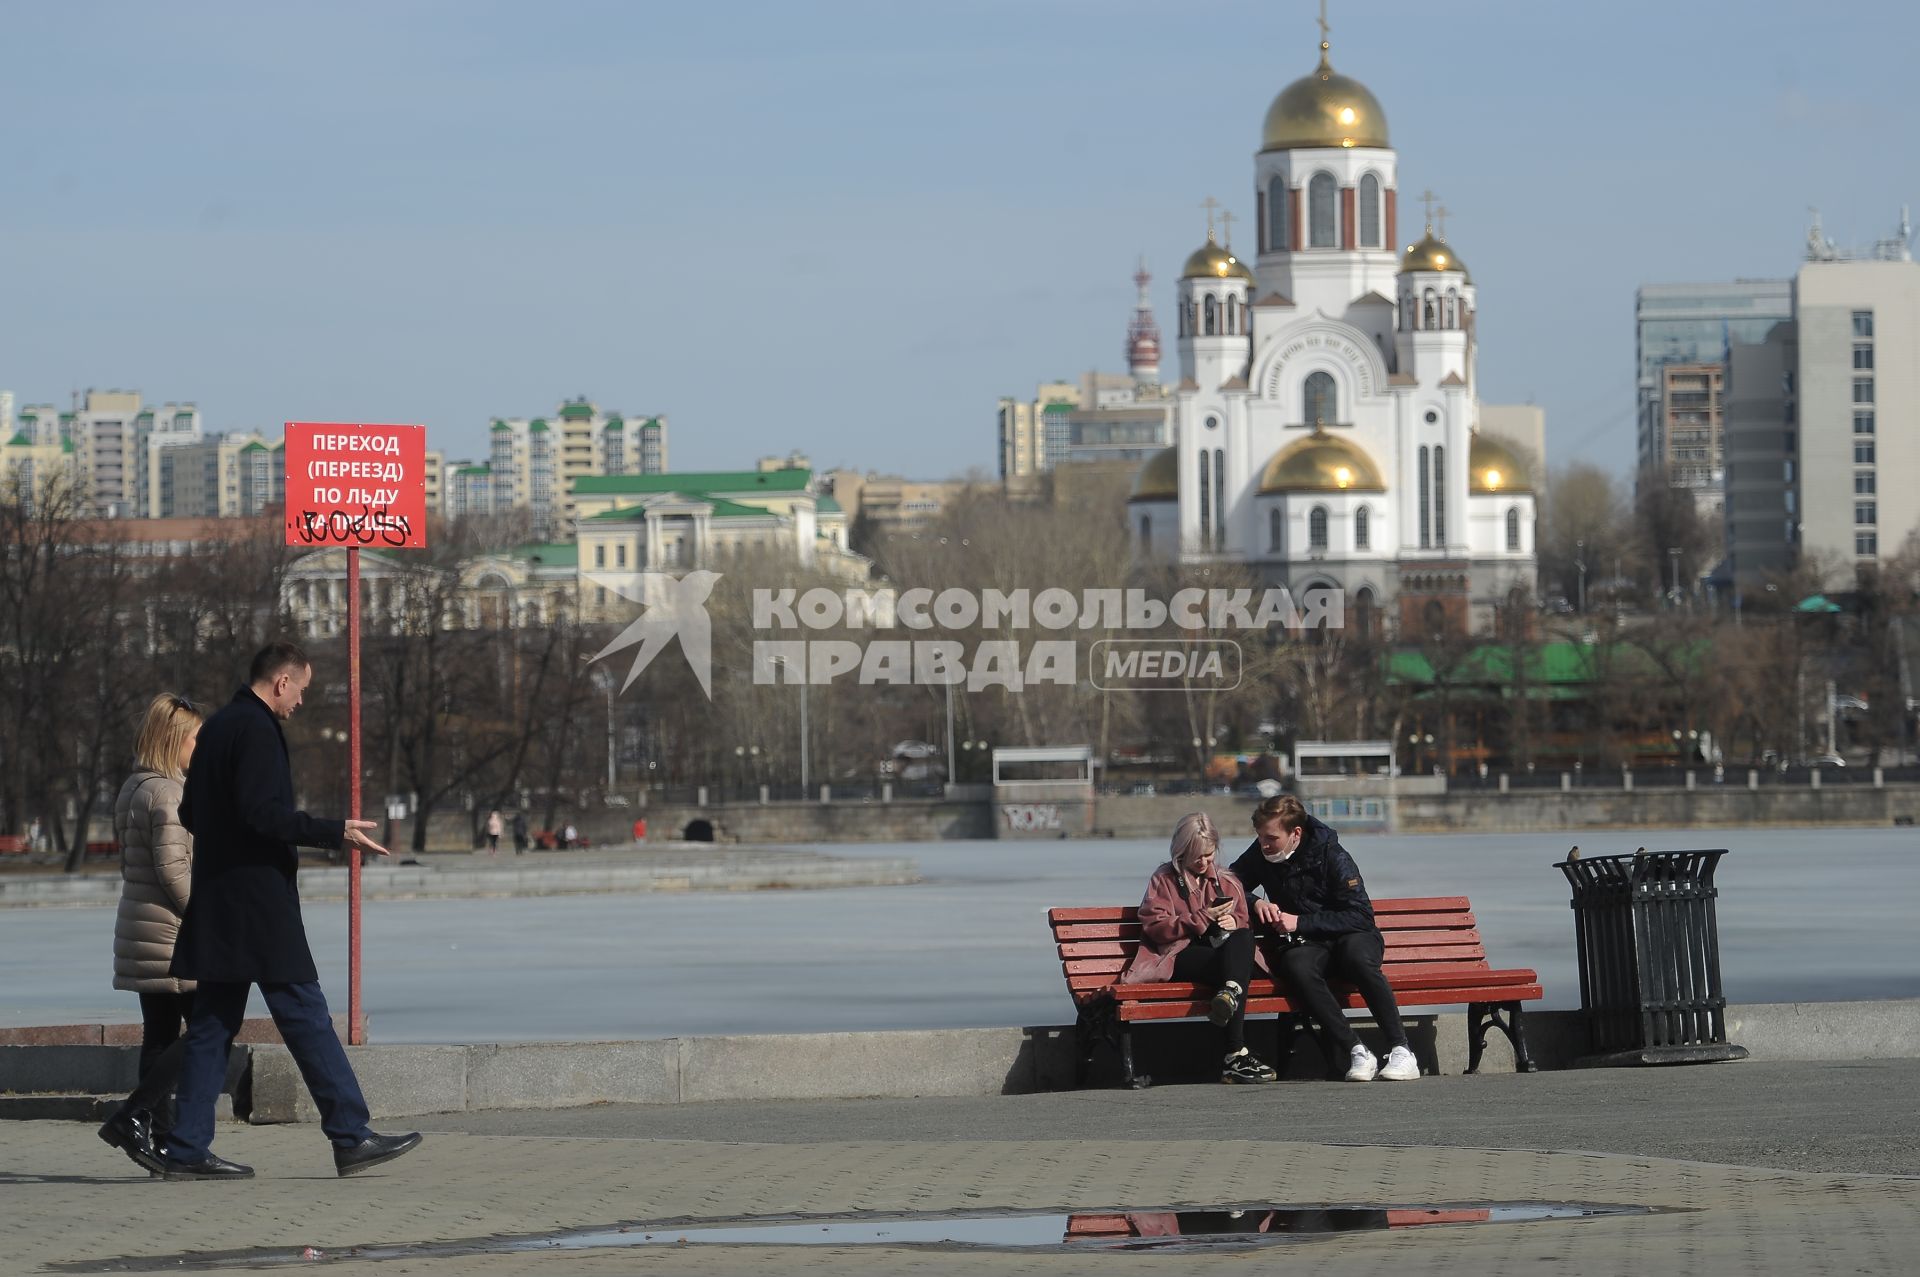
[53,1202,1655,1268]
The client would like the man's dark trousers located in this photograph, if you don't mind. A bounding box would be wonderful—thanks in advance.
[166,981,372,1160]
[1275,932,1406,1053]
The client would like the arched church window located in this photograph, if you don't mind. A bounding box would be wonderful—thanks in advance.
[1418,446,1431,548]
[1433,444,1447,542]
[1422,288,1437,329]
[1505,506,1521,552]
[1309,505,1328,551]
[1353,587,1376,638]
[1213,448,1225,546]
[1308,172,1336,248]
[1226,295,1238,335]
[1355,505,1370,550]
[1359,173,1381,247]
[1197,451,1211,550]
[1203,294,1217,336]
[1269,507,1283,552]
[1267,175,1289,250]
[1423,599,1447,638]
[1303,370,1336,426]
[1444,288,1459,328]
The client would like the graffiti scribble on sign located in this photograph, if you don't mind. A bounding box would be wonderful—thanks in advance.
[292,506,414,548]
[1000,804,1061,832]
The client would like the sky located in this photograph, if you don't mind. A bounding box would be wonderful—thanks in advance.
[3,0,1917,481]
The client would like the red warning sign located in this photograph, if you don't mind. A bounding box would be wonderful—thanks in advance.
[283,422,428,549]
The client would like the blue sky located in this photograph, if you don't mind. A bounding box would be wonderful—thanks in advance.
[3,0,1916,480]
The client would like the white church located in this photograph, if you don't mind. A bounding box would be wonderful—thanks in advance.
[1128,32,1538,638]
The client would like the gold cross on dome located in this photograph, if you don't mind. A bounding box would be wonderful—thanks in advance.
[1219,209,1237,248]
[1318,0,1330,44]
[1419,189,1439,232]
[1199,195,1220,239]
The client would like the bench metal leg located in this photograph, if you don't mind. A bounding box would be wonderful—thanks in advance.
[1075,997,1118,1088]
[1467,1001,1537,1075]
[1119,1023,1151,1089]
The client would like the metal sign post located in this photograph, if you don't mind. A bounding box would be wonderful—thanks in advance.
[284,421,428,1046]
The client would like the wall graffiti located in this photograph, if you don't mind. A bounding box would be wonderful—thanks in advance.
[292,506,416,548]
[1000,803,1062,832]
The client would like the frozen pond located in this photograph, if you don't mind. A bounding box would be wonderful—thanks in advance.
[3,826,1914,1041]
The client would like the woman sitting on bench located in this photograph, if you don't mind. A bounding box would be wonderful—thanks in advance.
[1119,812,1277,1084]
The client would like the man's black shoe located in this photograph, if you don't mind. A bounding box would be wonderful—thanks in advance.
[158,1152,255,1181]
[334,1131,423,1177]
[97,1107,166,1175]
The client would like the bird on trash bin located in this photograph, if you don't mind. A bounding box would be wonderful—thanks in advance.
[1635,846,1647,856]
[1567,845,1581,861]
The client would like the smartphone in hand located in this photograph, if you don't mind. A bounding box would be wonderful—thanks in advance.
[1211,894,1232,908]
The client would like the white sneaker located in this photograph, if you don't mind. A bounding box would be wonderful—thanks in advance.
[1345,1044,1378,1082]
[1379,1045,1420,1081]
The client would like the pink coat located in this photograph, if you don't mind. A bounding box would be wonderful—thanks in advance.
[1118,861,1272,984]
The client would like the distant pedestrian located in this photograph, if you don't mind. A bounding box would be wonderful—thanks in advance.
[511,810,528,855]
[96,693,203,1173]
[562,822,578,850]
[152,641,423,1181]
[485,809,503,856]
[27,816,43,853]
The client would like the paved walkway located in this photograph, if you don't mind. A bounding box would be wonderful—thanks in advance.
[6,1060,1917,1274]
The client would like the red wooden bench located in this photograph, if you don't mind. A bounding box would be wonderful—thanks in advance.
[0,835,26,855]
[1049,896,1541,1086]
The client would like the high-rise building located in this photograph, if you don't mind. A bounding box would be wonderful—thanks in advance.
[14,391,205,517]
[1,428,79,511]
[481,398,667,533]
[998,263,1173,484]
[1635,281,1791,493]
[1723,211,1918,590]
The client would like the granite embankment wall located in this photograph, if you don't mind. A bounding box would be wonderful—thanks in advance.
[6,1000,1916,1122]
[377,785,1920,849]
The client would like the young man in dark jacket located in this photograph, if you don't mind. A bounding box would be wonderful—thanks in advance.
[1228,795,1418,1082]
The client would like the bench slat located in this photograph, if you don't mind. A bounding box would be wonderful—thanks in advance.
[1059,929,1485,964]
[1109,965,1532,1002]
[1054,915,1477,944]
[1120,982,1543,1021]
[1049,896,1471,925]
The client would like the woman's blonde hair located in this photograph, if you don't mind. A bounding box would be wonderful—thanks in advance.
[134,693,202,781]
[1169,811,1219,868]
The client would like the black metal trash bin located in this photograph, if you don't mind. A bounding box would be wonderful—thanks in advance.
[1553,848,1748,1066]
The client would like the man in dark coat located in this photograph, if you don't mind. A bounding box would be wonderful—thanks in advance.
[1228,794,1420,1083]
[152,641,423,1180]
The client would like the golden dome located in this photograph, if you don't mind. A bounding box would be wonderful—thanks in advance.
[1399,231,1470,282]
[1261,45,1390,151]
[1130,446,1178,502]
[1258,430,1386,494]
[1469,433,1532,494]
[1182,235,1254,281]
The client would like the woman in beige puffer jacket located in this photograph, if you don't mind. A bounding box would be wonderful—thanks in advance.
[98,693,203,1171]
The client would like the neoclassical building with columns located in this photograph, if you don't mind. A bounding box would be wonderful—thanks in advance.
[1129,35,1538,637]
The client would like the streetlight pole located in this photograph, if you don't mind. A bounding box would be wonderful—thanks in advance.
[770,654,809,793]
[1668,547,1681,606]
[944,681,957,794]
[1575,538,1587,614]
[603,672,616,793]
